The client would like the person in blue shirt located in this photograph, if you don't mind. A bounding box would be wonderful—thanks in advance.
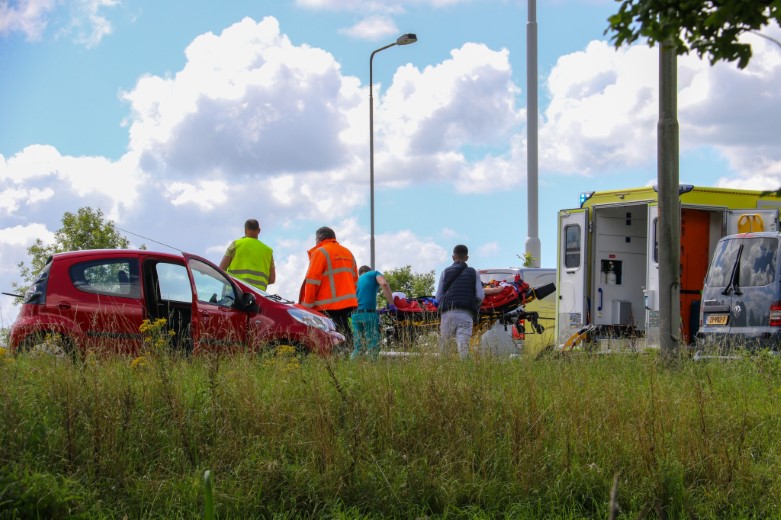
[351,265,395,360]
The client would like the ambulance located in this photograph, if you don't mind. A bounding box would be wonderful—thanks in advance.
[556,185,781,349]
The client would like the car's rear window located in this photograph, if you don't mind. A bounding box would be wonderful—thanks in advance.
[23,261,52,304]
[69,258,141,299]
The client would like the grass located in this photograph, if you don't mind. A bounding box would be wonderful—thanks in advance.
[1,339,781,518]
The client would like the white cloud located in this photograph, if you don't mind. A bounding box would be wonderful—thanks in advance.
[374,42,524,193]
[166,180,228,210]
[0,223,54,246]
[539,23,781,188]
[0,0,56,41]
[68,0,119,48]
[124,16,358,178]
[295,0,463,10]
[0,145,143,217]
[0,187,54,213]
[478,241,499,257]
[339,15,398,40]
[0,0,118,46]
[374,229,447,273]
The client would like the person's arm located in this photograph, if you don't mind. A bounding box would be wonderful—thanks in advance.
[219,241,235,271]
[376,274,394,306]
[484,286,504,295]
[434,271,446,301]
[268,255,276,285]
[474,270,485,304]
[302,252,325,307]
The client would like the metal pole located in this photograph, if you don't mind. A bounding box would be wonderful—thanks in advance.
[658,39,680,357]
[369,42,397,270]
[525,0,541,267]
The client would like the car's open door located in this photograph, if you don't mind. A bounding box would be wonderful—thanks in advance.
[184,253,250,353]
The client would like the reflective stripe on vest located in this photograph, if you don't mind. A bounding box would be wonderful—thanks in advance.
[306,246,356,307]
[227,237,272,290]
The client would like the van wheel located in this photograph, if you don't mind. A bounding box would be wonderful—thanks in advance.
[18,332,75,360]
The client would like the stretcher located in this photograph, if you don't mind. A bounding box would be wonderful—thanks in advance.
[381,276,556,350]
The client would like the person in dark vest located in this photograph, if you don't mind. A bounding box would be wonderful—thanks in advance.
[435,244,484,358]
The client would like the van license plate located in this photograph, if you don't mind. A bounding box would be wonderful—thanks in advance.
[706,315,729,326]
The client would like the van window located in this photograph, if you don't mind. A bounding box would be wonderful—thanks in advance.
[705,238,741,287]
[564,225,581,268]
[70,258,140,299]
[738,237,777,287]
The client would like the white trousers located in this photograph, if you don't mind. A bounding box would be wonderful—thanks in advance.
[439,309,474,358]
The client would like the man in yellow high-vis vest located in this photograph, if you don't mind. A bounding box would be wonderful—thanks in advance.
[219,219,275,291]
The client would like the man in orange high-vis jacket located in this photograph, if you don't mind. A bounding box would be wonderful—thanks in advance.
[300,226,358,345]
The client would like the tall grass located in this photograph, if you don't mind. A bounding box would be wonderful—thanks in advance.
[1,344,781,518]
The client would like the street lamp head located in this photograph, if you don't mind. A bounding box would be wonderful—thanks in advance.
[396,33,417,46]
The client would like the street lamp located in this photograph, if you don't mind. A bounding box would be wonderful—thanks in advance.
[370,33,417,270]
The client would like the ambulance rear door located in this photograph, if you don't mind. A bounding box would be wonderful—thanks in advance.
[645,204,660,346]
[557,208,589,346]
[725,209,778,235]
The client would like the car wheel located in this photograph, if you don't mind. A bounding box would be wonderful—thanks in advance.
[18,332,75,360]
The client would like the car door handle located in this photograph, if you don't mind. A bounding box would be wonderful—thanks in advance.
[58,302,71,310]
[201,311,210,320]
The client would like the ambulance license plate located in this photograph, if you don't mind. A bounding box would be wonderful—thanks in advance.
[706,314,729,326]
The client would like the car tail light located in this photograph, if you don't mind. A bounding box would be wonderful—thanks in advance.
[769,303,781,327]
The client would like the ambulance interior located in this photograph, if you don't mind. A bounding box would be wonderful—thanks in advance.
[590,204,730,344]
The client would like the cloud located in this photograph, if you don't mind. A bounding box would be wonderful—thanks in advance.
[67,0,119,48]
[0,145,143,217]
[295,0,462,11]
[539,23,781,188]
[373,42,525,193]
[166,180,228,210]
[0,223,54,247]
[339,15,398,41]
[0,0,56,41]
[124,17,359,180]
[0,0,118,46]
[478,241,499,257]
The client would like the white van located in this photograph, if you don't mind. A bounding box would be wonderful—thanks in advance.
[478,267,557,355]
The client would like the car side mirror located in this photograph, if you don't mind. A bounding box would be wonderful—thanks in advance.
[240,292,258,311]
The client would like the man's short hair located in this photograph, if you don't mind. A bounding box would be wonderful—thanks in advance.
[245,219,260,231]
[316,226,336,242]
[359,265,371,275]
[453,244,469,258]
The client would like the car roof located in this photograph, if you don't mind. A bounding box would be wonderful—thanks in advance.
[51,249,186,263]
[723,232,781,239]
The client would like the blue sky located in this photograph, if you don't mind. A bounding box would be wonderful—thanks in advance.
[1,0,780,325]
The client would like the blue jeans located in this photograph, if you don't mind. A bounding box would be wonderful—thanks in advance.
[351,311,381,360]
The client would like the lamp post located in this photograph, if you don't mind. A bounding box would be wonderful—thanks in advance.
[370,33,417,270]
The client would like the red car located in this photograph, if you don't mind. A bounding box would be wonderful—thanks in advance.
[9,249,344,356]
